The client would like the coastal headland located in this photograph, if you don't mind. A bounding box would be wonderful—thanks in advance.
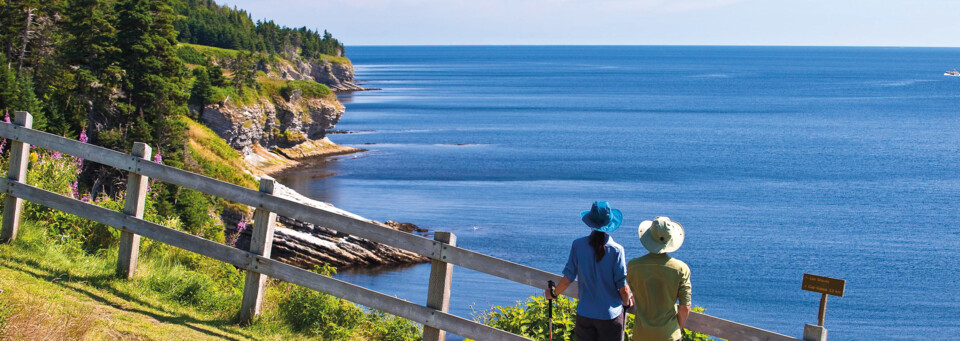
[188,45,429,270]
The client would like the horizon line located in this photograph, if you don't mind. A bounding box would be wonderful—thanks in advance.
[345,43,960,48]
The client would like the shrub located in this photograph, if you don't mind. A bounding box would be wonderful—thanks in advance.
[472,295,577,340]
[175,188,213,235]
[276,265,421,340]
[358,310,422,341]
[177,45,208,65]
[278,79,331,101]
[473,296,720,341]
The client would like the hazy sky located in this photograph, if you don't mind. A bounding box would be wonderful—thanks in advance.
[220,0,960,46]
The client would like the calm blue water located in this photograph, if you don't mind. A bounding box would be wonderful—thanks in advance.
[276,46,960,340]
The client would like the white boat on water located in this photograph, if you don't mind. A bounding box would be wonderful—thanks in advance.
[945,70,960,76]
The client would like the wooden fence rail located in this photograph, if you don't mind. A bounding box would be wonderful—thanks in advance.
[0,112,811,341]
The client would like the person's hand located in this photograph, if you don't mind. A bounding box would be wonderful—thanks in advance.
[544,288,554,300]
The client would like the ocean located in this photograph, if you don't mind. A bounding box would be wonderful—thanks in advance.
[275,46,960,340]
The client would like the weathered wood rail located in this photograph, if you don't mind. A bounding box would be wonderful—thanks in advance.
[0,111,820,341]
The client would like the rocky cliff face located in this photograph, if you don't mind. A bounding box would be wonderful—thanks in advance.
[262,58,364,91]
[200,91,344,156]
[201,55,421,271]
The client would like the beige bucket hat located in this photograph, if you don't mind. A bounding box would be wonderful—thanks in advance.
[638,216,685,254]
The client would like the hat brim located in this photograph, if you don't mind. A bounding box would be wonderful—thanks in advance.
[581,209,623,232]
[638,219,685,254]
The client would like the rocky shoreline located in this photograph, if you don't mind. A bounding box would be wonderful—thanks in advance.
[224,181,428,269]
[204,57,430,271]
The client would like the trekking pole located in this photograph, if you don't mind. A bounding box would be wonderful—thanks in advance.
[547,280,556,341]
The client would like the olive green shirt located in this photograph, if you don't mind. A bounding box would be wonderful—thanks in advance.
[626,253,692,341]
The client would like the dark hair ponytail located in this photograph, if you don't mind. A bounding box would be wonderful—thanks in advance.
[589,230,607,262]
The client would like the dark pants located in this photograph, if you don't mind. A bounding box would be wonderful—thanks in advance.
[574,311,625,341]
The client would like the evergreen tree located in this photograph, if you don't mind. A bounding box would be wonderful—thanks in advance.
[0,55,15,112]
[11,74,45,129]
[190,66,213,113]
[63,0,119,73]
[229,51,255,95]
[113,0,188,151]
[208,64,226,87]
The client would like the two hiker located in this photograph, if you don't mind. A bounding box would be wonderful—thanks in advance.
[545,201,691,341]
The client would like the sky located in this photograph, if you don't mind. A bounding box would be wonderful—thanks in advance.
[220,0,960,47]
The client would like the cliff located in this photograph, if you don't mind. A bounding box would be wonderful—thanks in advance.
[262,57,365,91]
[200,90,343,156]
[190,47,426,270]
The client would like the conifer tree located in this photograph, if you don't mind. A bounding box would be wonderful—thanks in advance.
[11,74,44,129]
[63,0,119,73]
[0,55,15,112]
[190,66,213,114]
[113,0,187,153]
[208,64,226,87]
[229,51,255,95]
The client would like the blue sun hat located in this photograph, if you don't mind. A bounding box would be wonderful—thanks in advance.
[580,201,623,232]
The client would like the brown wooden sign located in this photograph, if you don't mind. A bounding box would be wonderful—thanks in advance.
[802,273,845,297]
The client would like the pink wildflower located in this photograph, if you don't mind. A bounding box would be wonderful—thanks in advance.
[153,151,162,164]
[228,219,247,247]
[79,128,88,143]
[0,112,8,153]
[50,151,62,160]
[80,194,91,203]
[70,181,79,199]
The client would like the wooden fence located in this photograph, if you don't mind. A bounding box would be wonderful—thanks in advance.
[0,111,816,341]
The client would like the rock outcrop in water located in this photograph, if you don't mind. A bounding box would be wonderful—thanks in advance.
[225,182,429,269]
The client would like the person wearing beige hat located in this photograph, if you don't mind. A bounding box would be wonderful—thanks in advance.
[626,217,691,341]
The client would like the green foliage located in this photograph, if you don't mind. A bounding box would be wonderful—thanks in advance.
[229,51,257,95]
[181,42,239,61]
[279,79,332,101]
[190,66,214,112]
[474,296,722,341]
[683,307,717,341]
[10,74,46,130]
[62,0,120,71]
[276,265,421,340]
[143,261,240,312]
[208,65,227,87]
[175,188,214,235]
[472,296,577,341]
[177,45,208,65]
[172,0,344,59]
[0,55,17,112]
[18,149,121,252]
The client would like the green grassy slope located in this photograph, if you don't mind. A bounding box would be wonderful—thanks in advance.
[0,222,420,340]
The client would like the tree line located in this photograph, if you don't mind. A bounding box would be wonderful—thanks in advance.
[172,0,345,58]
[0,0,344,236]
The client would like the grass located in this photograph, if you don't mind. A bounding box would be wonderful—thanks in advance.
[181,43,240,61]
[321,54,351,65]
[0,221,272,340]
[184,116,258,190]
[0,221,422,340]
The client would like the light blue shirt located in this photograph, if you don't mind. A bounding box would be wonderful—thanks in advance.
[562,234,628,320]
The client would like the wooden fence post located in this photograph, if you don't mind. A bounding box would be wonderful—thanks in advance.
[423,231,457,341]
[117,142,151,278]
[238,176,277,324]
[1,111,32,243]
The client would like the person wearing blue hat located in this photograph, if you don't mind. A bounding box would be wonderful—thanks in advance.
[545,201,634,341]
